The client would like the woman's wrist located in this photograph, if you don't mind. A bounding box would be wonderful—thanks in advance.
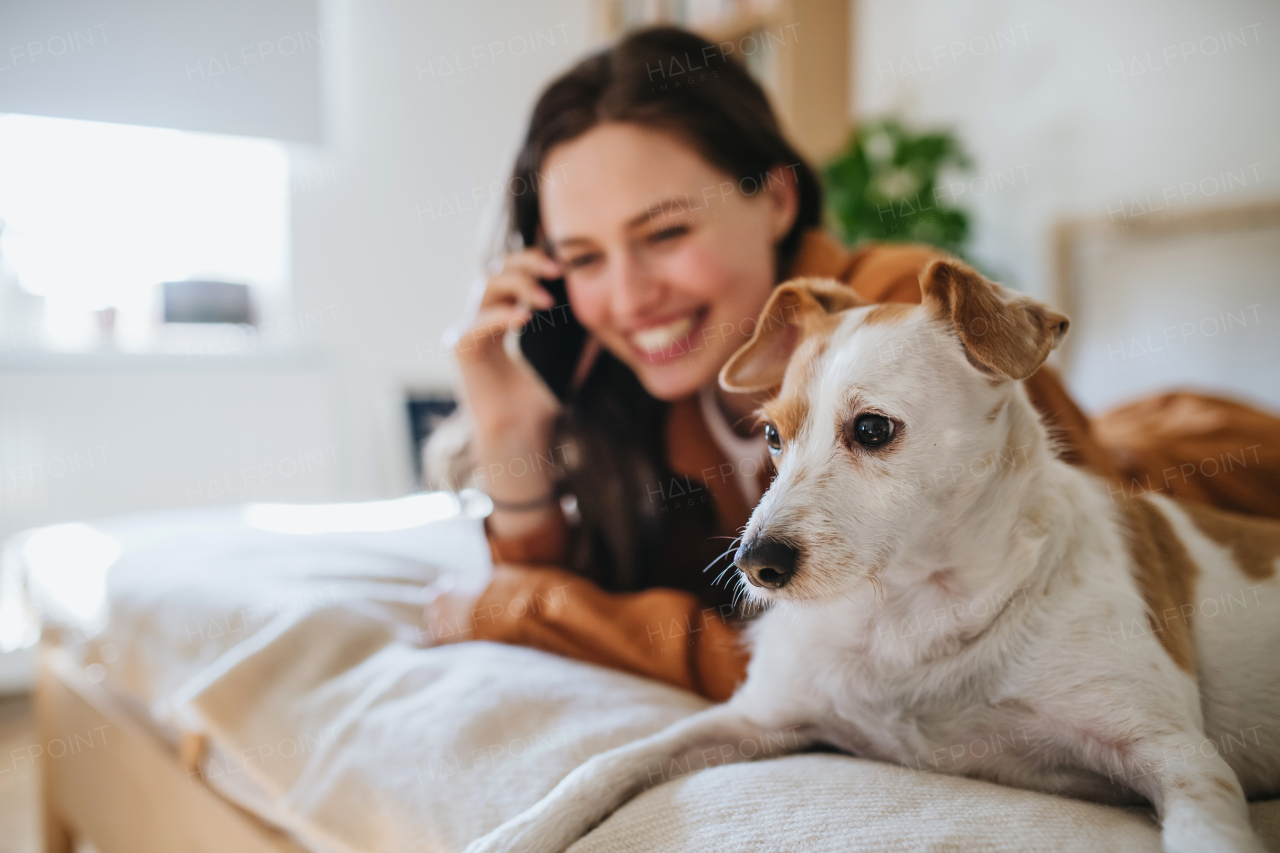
[488,490,558,513]
[486,502,560,539]
[473,430,562,537]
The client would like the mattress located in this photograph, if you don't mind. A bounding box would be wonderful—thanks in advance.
[6,493,1279,853]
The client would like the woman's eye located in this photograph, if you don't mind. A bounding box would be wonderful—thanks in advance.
[764,423,782,456]
[853,414,894,448]
[648,224,688,243]
[562,253,602,270]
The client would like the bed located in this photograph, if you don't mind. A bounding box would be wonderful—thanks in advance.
[8,494,1280,853]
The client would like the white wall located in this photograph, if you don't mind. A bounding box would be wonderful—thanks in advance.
[854,0,1280,411]
[288,0,597,500]
[0,0,324,142]
[0,354,341,541]
[855,0,1280,297]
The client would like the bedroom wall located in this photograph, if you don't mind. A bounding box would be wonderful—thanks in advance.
[854,0,1280,298]
[285,0,598,500]
[853,0,1280,412]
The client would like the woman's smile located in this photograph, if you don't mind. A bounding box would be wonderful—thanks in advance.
[626,307,709,363]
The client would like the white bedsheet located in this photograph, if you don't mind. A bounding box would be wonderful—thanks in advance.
[8,497,1279,853]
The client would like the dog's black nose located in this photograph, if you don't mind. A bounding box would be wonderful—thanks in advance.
[736,538,800,589]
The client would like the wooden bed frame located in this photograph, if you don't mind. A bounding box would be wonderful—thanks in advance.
[36,643,307,853]
[1050,198,1280,369]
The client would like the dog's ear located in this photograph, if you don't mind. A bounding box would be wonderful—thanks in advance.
[921,260,1069,381]
[720,277,865,393]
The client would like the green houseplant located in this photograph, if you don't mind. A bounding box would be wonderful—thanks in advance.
[823,119,972,257]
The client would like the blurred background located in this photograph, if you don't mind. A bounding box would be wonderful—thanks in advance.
[0,0,1277,719]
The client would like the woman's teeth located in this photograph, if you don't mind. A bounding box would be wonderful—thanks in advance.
[632,315,695,353]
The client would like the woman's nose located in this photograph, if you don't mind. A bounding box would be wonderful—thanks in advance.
[609,253,666,322]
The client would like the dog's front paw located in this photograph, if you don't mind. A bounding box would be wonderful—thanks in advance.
[463,823,531,853]
[463,821,538,853]
[1161,812,1268,853]
[464,804,582,853]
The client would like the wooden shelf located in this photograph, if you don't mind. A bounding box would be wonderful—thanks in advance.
[594,0,851,164]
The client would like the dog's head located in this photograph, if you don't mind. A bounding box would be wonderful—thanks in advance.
[720,260,1068,603]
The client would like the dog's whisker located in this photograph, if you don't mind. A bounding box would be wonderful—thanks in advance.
[712,564,737,588]
[784,601,802,626]
[702,543,740,575]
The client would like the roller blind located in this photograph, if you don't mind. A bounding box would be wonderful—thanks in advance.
[0,0,324,142]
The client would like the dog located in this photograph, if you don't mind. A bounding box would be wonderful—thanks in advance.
[465,260,1280,853]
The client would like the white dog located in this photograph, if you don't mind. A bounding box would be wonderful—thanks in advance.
[466,260,1279,853]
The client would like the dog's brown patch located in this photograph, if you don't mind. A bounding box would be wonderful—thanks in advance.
[764,384,810,442]
[993,698,1034,715]
[1121,497,1200,674]
[862,302,915,326]
[920,260,1069,381]
[721,277,865,393]
[1211,776,1239,795]
[760,318,838,441]
[1181,502,1280,580]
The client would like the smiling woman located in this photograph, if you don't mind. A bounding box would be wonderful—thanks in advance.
[436,27,824,602]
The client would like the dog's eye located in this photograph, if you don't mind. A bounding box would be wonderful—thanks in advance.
[764,423,782,456]
[853,414,894,448]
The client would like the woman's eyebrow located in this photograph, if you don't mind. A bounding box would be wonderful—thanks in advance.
[551,200,694,250]
[549,236,594,252]
[626,198,687,228]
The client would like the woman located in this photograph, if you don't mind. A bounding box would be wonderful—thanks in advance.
[426,27,1280,701]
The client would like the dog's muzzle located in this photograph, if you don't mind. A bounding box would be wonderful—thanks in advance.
[735,538,800,589]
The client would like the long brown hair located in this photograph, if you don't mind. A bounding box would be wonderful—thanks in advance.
[509,27,823,603]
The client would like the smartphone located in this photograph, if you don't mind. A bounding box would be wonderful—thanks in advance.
[519,276,588,401]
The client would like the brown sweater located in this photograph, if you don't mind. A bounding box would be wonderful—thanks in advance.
[468,231,1280,701]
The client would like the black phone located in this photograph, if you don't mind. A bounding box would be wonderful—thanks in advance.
[519,276,588,401]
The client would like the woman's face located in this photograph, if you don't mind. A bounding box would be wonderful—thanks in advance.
[539,122,799,402]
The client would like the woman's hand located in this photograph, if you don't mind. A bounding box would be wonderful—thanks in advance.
[454,250,566,536]
[422,576,481,645]
[455,249,563,433]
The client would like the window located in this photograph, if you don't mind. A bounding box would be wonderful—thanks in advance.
[0,113,289,352]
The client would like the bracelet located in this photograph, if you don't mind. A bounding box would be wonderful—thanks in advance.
[487,491,558,513]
